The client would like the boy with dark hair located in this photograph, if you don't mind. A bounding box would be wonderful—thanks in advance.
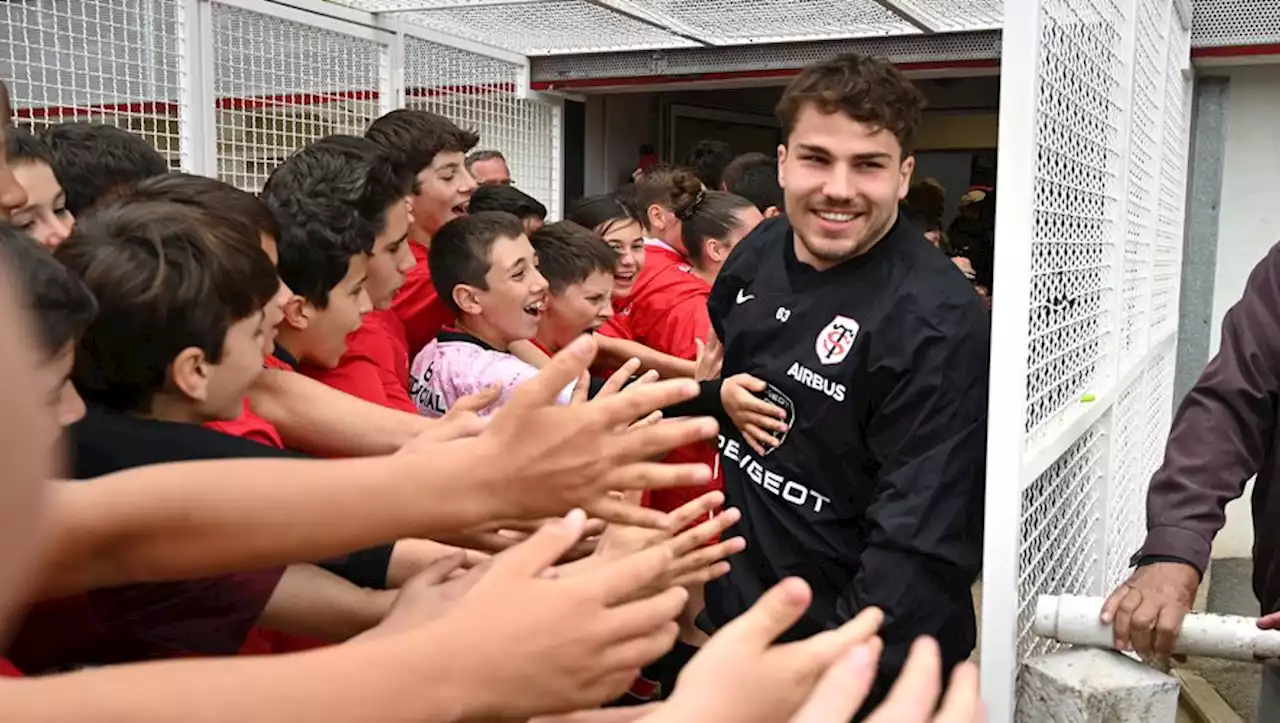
[261,139,376,372]
[38,122,168,216]
[5,127,74,249]
[410,211,576,417]
[529,221,619,355]
[297,134,420,412]
[6,199,397,673]
[365,109,477,359]
[63,200,278,421]
[719,152,784,218]
[127,172,440,458]
[469,183,547,235]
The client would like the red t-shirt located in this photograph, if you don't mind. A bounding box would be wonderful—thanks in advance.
[0,658,22,676]
[304,310,416,413]
[612,242,721,513]
[391,242,456,360]
[611,242,713,361]
[204,354,294,449]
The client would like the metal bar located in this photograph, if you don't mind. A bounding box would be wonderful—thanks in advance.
[584,0,713,46]
[195,0,219,175]
[372,0,547,12]
[869,0,936,33]
[396,21,530,67]
[221,0,387,40]
[980,0,1043,717]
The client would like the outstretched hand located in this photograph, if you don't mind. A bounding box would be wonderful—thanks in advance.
[473,335,718,529]
[436,509,689,719]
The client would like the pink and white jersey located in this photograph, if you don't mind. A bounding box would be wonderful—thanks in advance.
[409,329,575,417]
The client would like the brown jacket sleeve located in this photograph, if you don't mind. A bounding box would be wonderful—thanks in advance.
[1141,243,1280,573]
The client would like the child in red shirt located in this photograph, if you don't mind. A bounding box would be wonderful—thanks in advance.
[289,134,417,410]
[366,110,479,363]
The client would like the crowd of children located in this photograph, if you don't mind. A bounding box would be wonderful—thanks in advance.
[0,53,984,721]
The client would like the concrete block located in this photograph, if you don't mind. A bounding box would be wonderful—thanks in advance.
[1017,648,1181,723]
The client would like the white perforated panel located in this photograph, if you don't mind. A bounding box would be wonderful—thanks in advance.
[888,0,1004,31]
[987,0,1191,718]
[404,35,561,218]
[0,0,184,167]
[1016,424,1105,660]
[1023,0,1127,444]
[211,3,386,192]
[1191,0,1280,48]
[1106,376,1145,588]
[602,0,919,44]
[1120,0,1167,367]
[1152,23,1190,339]
[531,31,1003,84]
[400,1,698,55]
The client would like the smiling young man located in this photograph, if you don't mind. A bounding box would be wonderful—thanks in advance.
[684,53,991,709]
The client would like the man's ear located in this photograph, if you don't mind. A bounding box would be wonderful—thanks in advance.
[169,346,211,403]
[897,155,916,201]
[776,144,788,190]
[764,206,783,218]
[281,295,310,331]
[454,284,483,317]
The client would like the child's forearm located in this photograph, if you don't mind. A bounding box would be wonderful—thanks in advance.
[0,627,478,723]
[249,369,429,456]
[256,564,396,642]
[36,448,500,597]
[510,339,552,369]
[595,336,695,379]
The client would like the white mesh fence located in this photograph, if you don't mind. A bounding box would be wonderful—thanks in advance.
[404,34,562,219]
[2,0,561,209]
[983,0,1191,720]
[0,0,185,167]
[210,2,387,193]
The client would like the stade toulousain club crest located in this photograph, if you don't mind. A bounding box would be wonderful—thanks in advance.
[815,315,860,365]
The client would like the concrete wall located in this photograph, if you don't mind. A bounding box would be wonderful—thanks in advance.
[1194,66,1280,559]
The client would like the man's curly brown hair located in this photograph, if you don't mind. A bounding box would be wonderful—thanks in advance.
[776,53,927,158]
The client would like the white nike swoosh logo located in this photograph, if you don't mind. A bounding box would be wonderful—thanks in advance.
[736,290,755,304]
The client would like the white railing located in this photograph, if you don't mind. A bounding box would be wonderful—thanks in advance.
[0,0,565,217]
[982,0,1194,720]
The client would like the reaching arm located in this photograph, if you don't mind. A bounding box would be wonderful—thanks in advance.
[257,564,395,642]
[596,336,697,379]
[35,452,496,597]
[0,627,475,723]
[249,368,428,457]
[511,339,551,369]
[844,297,989,705]
[1139,243,1280,573]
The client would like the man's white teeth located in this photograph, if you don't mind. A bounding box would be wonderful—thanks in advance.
[525,300,545,314]
[817,211,856,222]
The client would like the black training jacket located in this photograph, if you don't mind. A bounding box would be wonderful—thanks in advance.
[699,214,990,701]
